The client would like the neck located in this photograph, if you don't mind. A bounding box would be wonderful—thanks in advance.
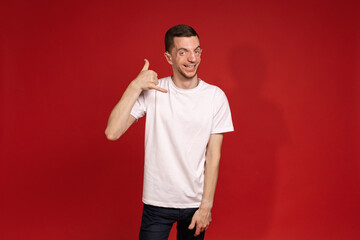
[171,74,199,89]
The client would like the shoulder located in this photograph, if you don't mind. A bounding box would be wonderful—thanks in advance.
[200,80,226,98]
[199,81,231,112]
[157,76,171,91]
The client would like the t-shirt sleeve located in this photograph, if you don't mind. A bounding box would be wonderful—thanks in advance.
[211,89,234,134]
[130,91,146,120]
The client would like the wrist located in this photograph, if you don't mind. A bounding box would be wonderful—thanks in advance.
[199,200,213,211]
[129,80,143,92]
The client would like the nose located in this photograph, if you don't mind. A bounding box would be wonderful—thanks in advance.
[187,51,196,62]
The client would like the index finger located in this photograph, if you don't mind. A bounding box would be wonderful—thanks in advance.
[152,85,168,93]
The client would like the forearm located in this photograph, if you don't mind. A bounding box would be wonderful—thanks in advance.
[105,81,142,140]
[200,152,221,211]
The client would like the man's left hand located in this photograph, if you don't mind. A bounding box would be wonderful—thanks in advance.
[188,207,212,236]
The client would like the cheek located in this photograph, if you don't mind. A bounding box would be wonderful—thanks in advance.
[175,57,185,65]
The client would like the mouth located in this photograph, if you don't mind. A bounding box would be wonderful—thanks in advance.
[183,64,196,70]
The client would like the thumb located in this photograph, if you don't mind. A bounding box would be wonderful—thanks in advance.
[142,59,149,71]
[188,218,196,230]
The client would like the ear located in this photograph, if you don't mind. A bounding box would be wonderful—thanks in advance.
[164,51,173,65]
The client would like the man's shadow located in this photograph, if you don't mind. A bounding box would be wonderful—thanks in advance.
[228,45,289,239]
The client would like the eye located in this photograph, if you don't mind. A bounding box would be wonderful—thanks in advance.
[179,51,185,55]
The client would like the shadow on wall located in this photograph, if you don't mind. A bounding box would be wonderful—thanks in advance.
[228,45,289,239]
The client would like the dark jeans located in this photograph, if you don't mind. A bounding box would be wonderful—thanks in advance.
[139,204,205,240]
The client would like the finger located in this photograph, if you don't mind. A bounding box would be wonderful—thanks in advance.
[194,226,201,236]
[188,218,196,230]
[152,86,168,93]
[153,78,159,86]
[150,70,158,77]
[142,59,149,71]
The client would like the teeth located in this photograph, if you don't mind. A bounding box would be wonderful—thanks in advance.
[185,65,195,68]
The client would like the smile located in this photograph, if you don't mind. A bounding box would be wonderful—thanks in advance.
[184,64,195,69]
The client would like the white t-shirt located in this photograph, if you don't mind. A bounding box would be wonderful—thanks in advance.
[131,76,234,208]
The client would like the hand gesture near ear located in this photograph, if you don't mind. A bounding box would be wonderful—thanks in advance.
[132,59,168,93]
[105,59,167,141]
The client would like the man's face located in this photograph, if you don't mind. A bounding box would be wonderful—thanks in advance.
[165,36,202,80]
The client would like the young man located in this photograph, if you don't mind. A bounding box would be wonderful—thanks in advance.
[105,24,234,240]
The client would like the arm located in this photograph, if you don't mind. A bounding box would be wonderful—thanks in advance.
[189,133,224,236]
[105,59,167,141]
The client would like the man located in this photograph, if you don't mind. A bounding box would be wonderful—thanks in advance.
[105,24,234,240]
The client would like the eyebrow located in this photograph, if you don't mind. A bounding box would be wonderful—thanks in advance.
[177,45,201,52]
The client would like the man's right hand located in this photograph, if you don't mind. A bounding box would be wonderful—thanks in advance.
[131,59,168,93]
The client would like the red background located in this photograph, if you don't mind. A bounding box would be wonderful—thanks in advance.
[1,0,359,239]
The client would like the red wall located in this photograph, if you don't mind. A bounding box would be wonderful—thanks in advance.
[1,0,359,239]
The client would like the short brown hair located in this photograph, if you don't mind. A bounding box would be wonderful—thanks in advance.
[165,24,199,52]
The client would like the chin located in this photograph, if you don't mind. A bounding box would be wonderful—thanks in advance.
[182,73,197,80]
[179,68,199,79]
